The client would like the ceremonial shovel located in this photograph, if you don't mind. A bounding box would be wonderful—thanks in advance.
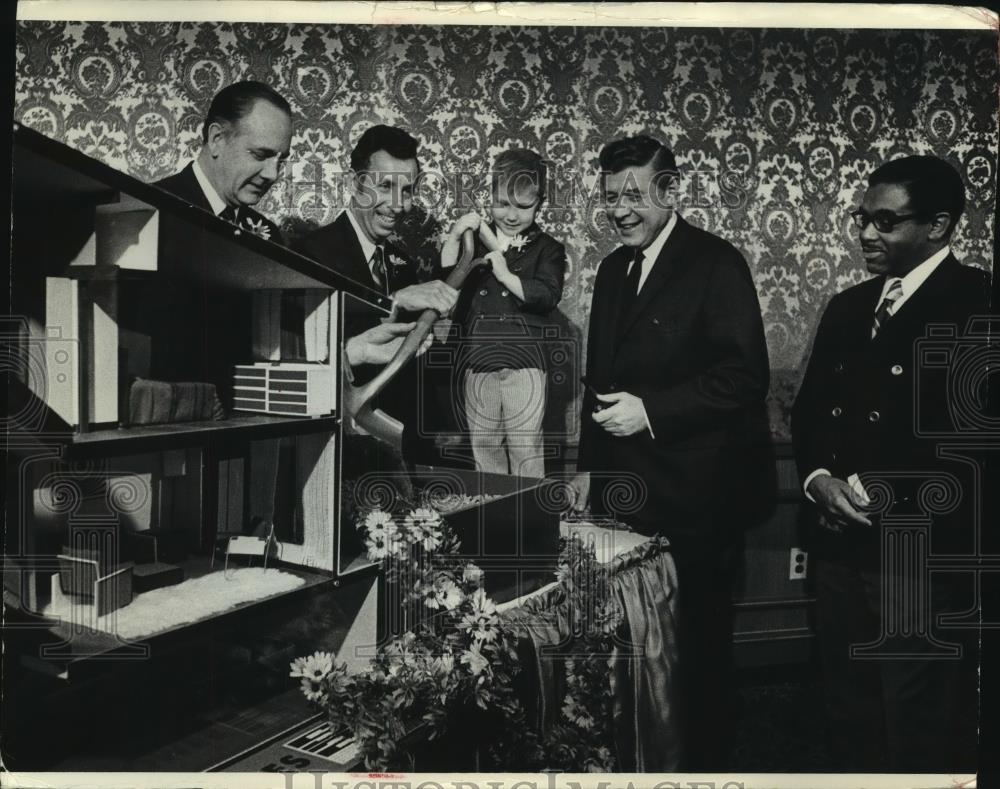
[342,226,501,450]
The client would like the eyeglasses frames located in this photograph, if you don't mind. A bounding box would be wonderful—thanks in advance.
[850,209,926,233]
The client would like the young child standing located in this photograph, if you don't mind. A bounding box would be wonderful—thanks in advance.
[441,149,567,478]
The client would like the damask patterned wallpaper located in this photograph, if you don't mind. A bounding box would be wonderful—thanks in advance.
[14,22,998,440]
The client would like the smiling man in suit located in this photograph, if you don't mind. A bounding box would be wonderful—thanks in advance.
[792,155,987,772]
[296,125,458,465]
[577,135,771,770]
[154,80,290,242]
[296,124,457,332]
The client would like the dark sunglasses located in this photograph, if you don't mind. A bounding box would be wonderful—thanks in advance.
[850,209,925,233]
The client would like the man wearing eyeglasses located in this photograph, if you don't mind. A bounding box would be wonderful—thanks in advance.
[154,80,290,242]
[792,155,989,772]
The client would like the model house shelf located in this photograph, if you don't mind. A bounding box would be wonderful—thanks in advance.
[5,123,563,771]
[12,124,392,305]
[4,123,387,770]
[64,414,343,457]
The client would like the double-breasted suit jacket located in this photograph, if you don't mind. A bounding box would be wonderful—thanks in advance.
[452,223,566,371]
[578,215,772,551]
[792,254,991,555]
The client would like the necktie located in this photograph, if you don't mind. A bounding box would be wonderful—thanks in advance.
[219,205,239,224]
[617,249,644,334]
[371,247,388,294]
[872,278,903,338]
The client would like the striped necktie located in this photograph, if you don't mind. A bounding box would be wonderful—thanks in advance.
[871,278,903,338]
[371,247,388,294]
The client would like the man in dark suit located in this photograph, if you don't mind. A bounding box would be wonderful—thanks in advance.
[296,125,458,464]
[296,125,456,326]
[577,135,771,770]
[792,155,987,772]
[154,80,290,242]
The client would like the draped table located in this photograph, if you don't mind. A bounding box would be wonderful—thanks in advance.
[497,521,682,771]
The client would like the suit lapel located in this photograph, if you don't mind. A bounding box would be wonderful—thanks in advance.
[337,211,379,289]
[588,248,629,385]
[178,163,214,212]
[840,277,884,349]
[871,255,958,347]
[505,224,540,268]
[615,216,692,344]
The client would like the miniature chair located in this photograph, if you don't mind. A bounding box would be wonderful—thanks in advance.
[122,531,185,593]
[224,520,278,572]
[56,546,134,617]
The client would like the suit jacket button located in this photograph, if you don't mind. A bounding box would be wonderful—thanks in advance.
[831,406,842,417]
[834,362,844,373]
[479,289,488,296]
[501,290,509,297]
[868,410,880,423]
[891,364,903,375]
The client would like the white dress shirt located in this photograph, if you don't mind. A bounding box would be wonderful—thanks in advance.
[803,246,952,500]
[875,245,950,317]
[493,227,514,251]
[626,211,678,293]
[191,159,230,217]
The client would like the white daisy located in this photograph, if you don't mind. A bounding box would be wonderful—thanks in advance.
[425,576,462,611]
[290,651,335,704]
[459,587,500,642]
[460,645,490,676]
[403,507,443,552]
[289,650,335,681]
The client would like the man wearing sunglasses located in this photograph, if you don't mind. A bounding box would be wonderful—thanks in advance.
[792,155,990,772]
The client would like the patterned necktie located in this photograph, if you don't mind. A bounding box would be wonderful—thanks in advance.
[371,247,388,294]
[871,277,903,338]
[219,205,239,224]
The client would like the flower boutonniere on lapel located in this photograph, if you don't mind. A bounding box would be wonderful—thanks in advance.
[243,216,272,241]
[508,234,530,252]
[388,252,408,269]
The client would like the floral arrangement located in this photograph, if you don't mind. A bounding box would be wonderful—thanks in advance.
[291,505,540,770]
[291,504,627,771]
[542,535,622,772]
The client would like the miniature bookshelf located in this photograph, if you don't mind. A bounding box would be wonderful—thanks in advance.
[3,125,390,769]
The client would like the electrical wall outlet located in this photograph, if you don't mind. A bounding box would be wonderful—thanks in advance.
[789,547,808,580]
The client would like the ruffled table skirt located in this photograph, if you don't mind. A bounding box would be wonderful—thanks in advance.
[499,523,682,771]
